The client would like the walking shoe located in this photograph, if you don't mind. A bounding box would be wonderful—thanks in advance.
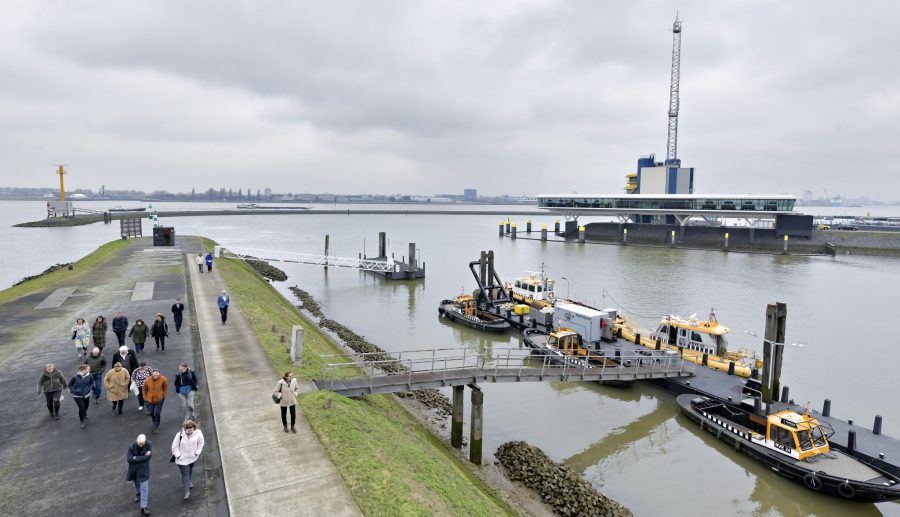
[94,398,99,404]
[141,508,150,516]
[291,426,297,434]
[190,481,193,489]
[134,494,140,503]
[80,422,86,429]
[183,491,190,500]
[283,426,288,433]
[152,427,158,434]
[138,406,143,411]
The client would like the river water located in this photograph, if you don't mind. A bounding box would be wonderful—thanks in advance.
[4,200,900,516]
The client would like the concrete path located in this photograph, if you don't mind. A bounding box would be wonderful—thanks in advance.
[0,237,226,516]
[187,255,361,516]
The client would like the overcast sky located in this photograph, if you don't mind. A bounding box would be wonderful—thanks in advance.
[1,1,898,198]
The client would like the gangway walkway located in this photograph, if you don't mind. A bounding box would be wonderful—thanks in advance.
[218,246,397,272]
[315,347,695,397]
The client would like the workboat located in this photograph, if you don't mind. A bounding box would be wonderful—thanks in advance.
[617,310,761,378]
[438,295,510,333]
[236,203,257,209]
[523,327,631,387]
[109,206,146,212]
[678,394,900,502]
[505,265,557,309]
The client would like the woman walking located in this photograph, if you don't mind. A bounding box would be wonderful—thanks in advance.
[129,319,149,354]
[37,363,66,420]
[273,371,300,433]
[195,253,204,274]
[91,315,108,352]
[72,318,92,359]
[151,313,169,352]
[68,364,94,429]
[131,362,153,411]
[104,362,130,415]
[171,420,205,500]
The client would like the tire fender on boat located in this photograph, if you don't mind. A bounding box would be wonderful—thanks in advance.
[803,473,823,491]
[837,481,856,499]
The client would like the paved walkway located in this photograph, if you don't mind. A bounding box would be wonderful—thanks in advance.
[187,254,360,516]
[0,237,225,516]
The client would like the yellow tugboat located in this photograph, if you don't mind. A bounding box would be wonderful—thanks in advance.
[505,265,557,309]
[615,309,761,378]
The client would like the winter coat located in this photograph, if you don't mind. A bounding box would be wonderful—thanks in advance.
[150,319,168,338]
[104,367,130,401]
[142,375,168,404]
[171,429,205,466]
[84,354,107,375]
[129,323,149,344]
[111,351,138,373]
[195,255,204,266]
[131,366,153,389]
[37,369,66,394]
[217,295,230,309]
[274,378,299,407]
[91,319,108,348]
[171,304,185,318]
[205,254,213,267]
[174,369,198,394]
[67,372,94,397]
[126,441,153,483]
[112,316,129,333]
[72,322,92,349]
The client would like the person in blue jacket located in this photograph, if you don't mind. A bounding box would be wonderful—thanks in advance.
[67,364,95,429]
[126,434,153,515]
[217,290,230,325]
[204,252,213,272]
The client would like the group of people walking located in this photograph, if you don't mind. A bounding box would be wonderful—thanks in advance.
[76,300,185,358]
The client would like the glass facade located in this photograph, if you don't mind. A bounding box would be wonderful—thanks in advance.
[538,196,796,212]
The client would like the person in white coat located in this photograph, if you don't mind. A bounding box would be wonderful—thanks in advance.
[273,371,300,433]
[195,253,204,274]
[171,420,205,500]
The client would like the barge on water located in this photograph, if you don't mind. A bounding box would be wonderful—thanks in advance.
[439,295,510,333]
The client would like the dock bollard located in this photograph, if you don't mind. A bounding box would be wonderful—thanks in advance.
[754,397,762,416]
[526,220,532,233]
[554,220,560,234]
[655,338,661,351]
[511,224,517,239]
[505,220,510,234]
[634,333,641,345]
[727,361,735,376]
[874,415,883,435]
[751,368,759,380]
[780,385,789,403]
[541,224,548,241]
[724,232,730,251]
[848,429,856,454]
[578,226,586,243]
[822,399,831,417]
[702,353,708,366]
[623,227,628,244]
[783,234,789,254]
[498,221,504,237]
[670,230,676,247]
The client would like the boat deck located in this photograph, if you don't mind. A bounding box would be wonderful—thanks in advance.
[798,453,883,482]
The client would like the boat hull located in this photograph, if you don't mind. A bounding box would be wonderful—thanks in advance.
[677,394,900,503]
[438,301,510,333]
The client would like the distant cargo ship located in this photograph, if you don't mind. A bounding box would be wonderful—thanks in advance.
[109,206,147,212]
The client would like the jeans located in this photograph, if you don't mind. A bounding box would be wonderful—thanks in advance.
[174,313,183,332]
[113,400,124,414]
[178,463,195,493]
[91,373,103,399]
[74,396,90,422]
[145,398,165,428]
[280,405,296,427]
[137,391,145,408]
[114,330,126,346]
[197,263,203,273]
[219,306,228,323]
[206,263,212,272]
[133,479,149,508]
[44,390,61,415]
[178,391,196,420]
[154,335,166,351]
[135,341,144,354]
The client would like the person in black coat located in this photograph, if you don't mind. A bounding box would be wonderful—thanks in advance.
[67,364,94,428]
[150,314,169,352]
[111,346,139,374]
[112,312,129,347]
[126,434,153,515]
[171,299,185,334]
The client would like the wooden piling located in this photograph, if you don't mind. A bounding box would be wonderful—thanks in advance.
[451,385,464,448]
[470,387,483,465]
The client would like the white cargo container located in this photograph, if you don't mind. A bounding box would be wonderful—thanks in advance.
[554,303,611,343]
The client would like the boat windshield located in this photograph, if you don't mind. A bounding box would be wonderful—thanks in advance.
[810,425,827,447]
[797,430,814,451]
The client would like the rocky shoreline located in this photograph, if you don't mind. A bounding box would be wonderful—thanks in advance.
[14,263,73,286]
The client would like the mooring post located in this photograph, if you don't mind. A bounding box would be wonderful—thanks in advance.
[780,385,789,403]
[874,415,883,435]
[727,361,735,376]
[324,234,330,270]
[451,385,464,448]
[822,399,831,417]
[554,219,560,234]
[541,224,548,241]
[670,229,676,247]
[498,221,504,237]
[378,231,386,258]
[578,226,586,243]
[724,232,730,251]
[408,243,417,279]
[770,302,787,403]
[623,227,628,244]
[470,386,484,465]
[479,251,487,287]
[505,219,510,235]
[783,234,789,255]
[634,333,641,345]
[526,220,532,233]
[655,338,661,351]
[754,397,762,416]
[848,429,857,454]
[511,224,517,239]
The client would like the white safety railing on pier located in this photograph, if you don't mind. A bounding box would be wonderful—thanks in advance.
[218,246,397,273]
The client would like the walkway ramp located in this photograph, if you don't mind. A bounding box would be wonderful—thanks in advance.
[316,348,695,397]
[219,246,396,272]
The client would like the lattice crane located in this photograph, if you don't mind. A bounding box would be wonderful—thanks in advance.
[665,16,683,165]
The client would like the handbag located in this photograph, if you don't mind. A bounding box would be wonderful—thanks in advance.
[271,383,283,404]
[59,391,64,402]
[130,381,139,396]
[170,433,182,463]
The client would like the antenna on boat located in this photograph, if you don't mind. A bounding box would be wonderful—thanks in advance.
[709,308,718,324]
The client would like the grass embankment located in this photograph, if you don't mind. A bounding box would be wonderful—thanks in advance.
[0,238,133,304]
[214,248,515,516]
[14,215,104,227]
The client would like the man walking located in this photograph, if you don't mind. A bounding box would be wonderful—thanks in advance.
[217,290,230,325]
[142,369,168,434]
[126,434,153,516]
[37,363,66,420]
[111,345,139,373]
[67,364,94,429]
[174,363,198,421]
[171,298,185,334]
[112,312,129,347]
[84,347,107,404]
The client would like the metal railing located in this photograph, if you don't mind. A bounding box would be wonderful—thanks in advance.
[319,347,695,392]
[218,246,397,272]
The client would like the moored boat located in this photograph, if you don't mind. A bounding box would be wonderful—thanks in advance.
[678,394,900,502]
[438,295,510,333]
[523,327,632,387]
[236,203,257,209]
[109,205,147,212]
[505,265,557,309]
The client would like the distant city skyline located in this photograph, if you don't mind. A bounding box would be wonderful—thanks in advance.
[1,2,898,197]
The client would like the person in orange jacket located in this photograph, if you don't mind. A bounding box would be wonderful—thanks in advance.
[142,368,168,434]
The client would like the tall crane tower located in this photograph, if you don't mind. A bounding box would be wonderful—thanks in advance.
[665,16,683,166]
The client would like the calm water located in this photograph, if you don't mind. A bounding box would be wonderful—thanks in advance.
[4,200,900,516]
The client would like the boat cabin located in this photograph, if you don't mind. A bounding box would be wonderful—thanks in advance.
[547,328,586,357]
[763,410,830,460]
[454,295,477,317]
[652,311,729,356]
[507,269,556,304]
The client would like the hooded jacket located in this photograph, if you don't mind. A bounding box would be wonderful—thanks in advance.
[67,372,95,397]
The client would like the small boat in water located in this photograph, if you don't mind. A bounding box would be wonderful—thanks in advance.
[438,295,510,333]
[109,205,147,212]
[237,203,257,209]
[523,327,631,387]
[678,394,900,502]
[505,265,557,309]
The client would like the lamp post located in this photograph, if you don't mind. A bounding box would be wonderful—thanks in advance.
[744,330,804,348]
[560,276,570,300]
[745,330,804,405]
